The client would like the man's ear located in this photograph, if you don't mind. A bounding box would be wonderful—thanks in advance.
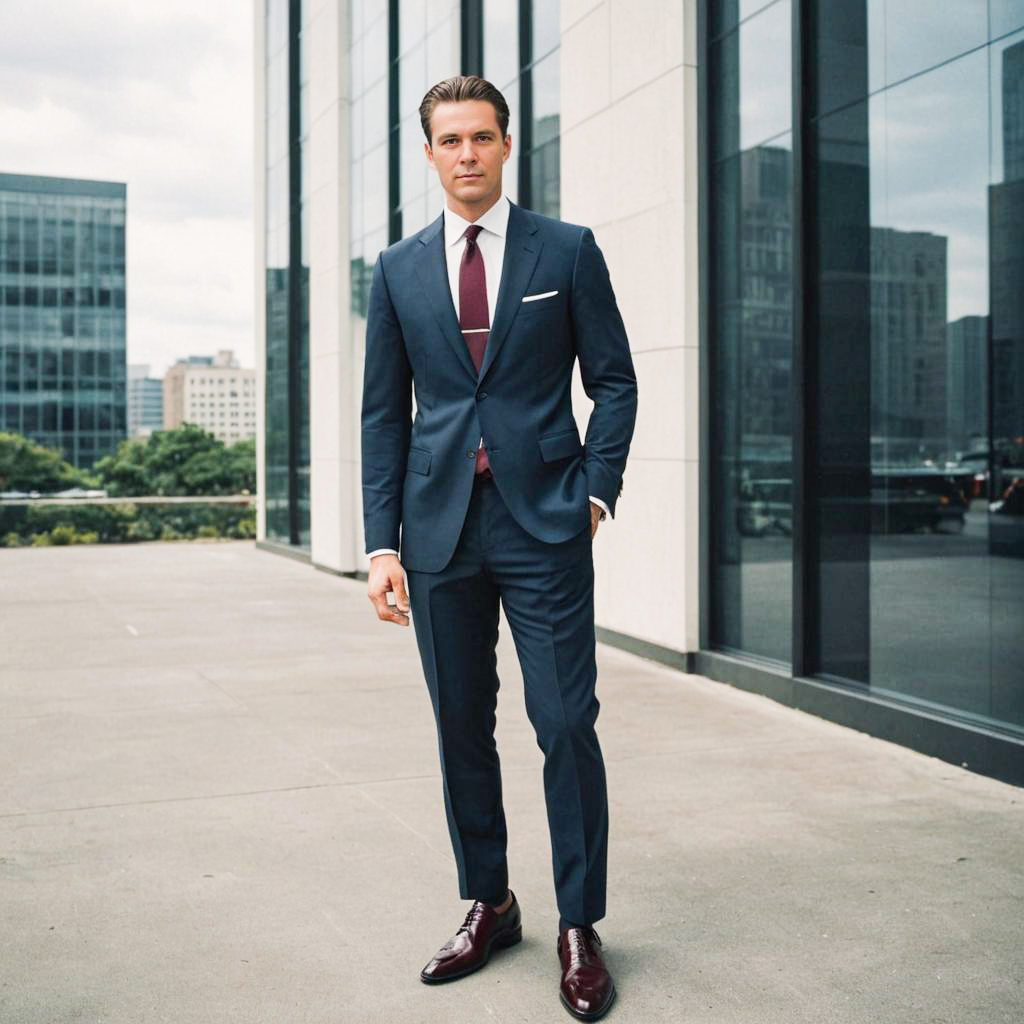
[424,141,434,168]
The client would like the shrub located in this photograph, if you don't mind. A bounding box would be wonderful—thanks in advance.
[0,501,255,546]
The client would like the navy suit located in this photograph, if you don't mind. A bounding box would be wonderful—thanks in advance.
[361,200,637,927]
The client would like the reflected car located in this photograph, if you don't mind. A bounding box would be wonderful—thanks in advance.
[871,469,970,534]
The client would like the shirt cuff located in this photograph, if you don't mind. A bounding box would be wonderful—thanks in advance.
[588,496,610,520]
[367,548,399,559]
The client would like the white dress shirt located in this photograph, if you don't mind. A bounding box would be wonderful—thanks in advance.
[367,195,608,560]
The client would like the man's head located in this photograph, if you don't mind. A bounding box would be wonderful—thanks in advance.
[420,75,511,219]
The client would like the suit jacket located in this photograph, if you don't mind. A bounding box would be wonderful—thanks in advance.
[361,201,638,574]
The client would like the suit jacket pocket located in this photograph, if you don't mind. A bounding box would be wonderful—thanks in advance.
[407,446,432,475]
[538,428,583,463]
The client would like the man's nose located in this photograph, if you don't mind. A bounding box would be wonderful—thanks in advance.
[459,142,477,163]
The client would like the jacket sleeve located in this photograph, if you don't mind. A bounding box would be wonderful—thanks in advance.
[361,252,412,554]
[571,227,639,518]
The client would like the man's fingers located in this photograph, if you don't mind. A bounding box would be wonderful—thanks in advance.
[371,589,409,625]
[391,571,409,613]
[366,555,409,625]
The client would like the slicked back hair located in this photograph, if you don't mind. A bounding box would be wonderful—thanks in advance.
[419,75,510,143]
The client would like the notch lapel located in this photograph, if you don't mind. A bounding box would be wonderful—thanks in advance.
[414,215,478,381]
[479,203,542,381]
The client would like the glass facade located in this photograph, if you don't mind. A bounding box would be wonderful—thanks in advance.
[482,0,559,215]
[522,1,559,217]
[264,0,310,548]
[707,2,793,662]
[706,1,1024,739]
[483,0,521,200]
[394,1,458,239]
[0,173,126,469]
[350,0,390,318]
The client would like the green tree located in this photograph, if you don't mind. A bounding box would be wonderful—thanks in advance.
[0,432,95,493]
[93,424,255,497]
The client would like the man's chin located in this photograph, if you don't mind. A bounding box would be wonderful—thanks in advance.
[453,181,497,204]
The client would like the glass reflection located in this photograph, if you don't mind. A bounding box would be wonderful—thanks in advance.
[484,0,519,89]
[711,0,783,40]
[811,4,1024,731]
[350,1,389,317]
[711,0,791,158]
[867,1,986,95]
[533,0,559,61]
[532,51,559,148]
[989,30,1024,723]
[709,1,794,662]
[991,0,1024,39]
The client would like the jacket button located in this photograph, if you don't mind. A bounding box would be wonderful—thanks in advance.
[478,391,487,400]
[466,449,476,459]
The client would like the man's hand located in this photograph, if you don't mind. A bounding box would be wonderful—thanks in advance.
[368,553,410,626]
[590,502,603,539]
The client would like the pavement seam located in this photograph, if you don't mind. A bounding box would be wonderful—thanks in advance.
[0,775,442,819]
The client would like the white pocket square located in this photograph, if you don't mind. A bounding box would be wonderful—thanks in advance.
[521,290,558,303]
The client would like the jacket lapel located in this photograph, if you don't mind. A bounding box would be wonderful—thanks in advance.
[480,202,542,381]
[414,214,478,381]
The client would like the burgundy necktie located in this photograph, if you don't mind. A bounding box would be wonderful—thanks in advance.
[459,224,491,475]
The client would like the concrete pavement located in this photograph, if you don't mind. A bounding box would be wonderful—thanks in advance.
[1,541,1021,1023]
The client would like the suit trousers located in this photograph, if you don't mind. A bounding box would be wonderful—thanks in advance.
[405,471,608,928]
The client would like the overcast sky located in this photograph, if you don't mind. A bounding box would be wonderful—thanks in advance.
[0,1,254,379]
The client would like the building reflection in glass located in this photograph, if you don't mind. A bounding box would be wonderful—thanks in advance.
[810,4,1024,729]
[708,0,794,664]
[710,1,1024,731]
[264,0,310,548]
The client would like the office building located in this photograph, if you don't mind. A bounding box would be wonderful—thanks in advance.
[0,172,127,468]
[127,363,163,438]
[253,1,1024,783]
[163,349,256,445]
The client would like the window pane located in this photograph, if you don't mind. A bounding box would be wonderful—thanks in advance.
[709,2,794,662]
[811,27,1024,730]
[711,1,792,160]
[869,0,987,94]
[532,0,559,62]
[991,0,1024,39]
[711,0,782,40]
[484,0,519,89]
[532,50,560,148]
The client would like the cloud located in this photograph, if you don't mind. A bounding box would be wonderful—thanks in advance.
[0,0,254,377]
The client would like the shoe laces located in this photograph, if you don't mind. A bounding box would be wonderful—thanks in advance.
[457,901,488,934]
[566,926,600,961]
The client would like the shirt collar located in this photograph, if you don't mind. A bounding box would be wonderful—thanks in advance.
[443,194,510,248]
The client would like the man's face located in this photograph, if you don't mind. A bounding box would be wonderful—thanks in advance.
[424,99,511,215]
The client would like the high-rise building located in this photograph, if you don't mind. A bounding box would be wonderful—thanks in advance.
[127,364,163,438]
[253,1,1024,784]
[162,349,256,445]
[946,316,989,456]
[0,172,127,467]
[870,227,949,460]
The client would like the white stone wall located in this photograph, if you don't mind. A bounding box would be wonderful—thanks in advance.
[253,3,267,542]
[306,0,359,573]
[560,0,700,655]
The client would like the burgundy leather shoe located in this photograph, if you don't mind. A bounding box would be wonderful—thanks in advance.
[558,926,616,1020]
[420,892,522,984]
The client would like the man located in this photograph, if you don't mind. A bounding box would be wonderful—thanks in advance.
[361,74,637,1022]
